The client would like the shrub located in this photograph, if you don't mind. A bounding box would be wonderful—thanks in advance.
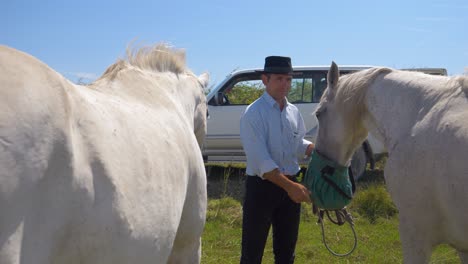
[351,185,398,223]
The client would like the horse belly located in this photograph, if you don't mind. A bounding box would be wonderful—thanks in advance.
[47,167,183,264]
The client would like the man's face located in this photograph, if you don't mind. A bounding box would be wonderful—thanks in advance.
[262,73,292,101]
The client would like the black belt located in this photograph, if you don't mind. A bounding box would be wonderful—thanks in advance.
[247,174,297,180]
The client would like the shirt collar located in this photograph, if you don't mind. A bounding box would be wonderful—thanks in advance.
[261,91,290,109]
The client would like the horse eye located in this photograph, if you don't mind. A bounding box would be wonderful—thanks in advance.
[315,108,326,119]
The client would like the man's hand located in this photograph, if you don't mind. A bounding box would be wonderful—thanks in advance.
[263,169,312,203]
[305,143,315,157]
[285,182,312,204]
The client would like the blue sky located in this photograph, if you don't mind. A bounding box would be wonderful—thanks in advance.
[2,0,467,87]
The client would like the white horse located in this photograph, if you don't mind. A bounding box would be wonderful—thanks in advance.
[314,62,468,263]
[0,44,209,264]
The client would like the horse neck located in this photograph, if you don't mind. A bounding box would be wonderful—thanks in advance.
[97,69,186,106]
[363,72,448,153]
[93,68,202,134]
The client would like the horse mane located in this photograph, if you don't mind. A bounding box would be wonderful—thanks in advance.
[335,67,392,114]
[97,43,187,81]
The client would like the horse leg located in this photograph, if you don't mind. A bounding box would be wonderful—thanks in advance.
[167,205,204,264]
[167,170,206,264]
[1,222,57,264]
[398,212,433,264]
[168,236,201,264]
[0,222,24,264]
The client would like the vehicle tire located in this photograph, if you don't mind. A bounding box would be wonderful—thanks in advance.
[350,146,367,181]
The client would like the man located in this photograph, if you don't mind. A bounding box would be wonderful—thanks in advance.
[240,56,314,264]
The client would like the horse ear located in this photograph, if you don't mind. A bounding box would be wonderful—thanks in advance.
[198,72,210,88]
[327,61,339,91]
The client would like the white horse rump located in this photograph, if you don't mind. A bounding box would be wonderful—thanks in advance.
[314,62,468,263]
[0,44,209,264]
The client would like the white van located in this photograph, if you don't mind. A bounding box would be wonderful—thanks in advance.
[203,65,447,179]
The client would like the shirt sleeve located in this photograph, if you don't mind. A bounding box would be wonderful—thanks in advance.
[240,111,278,179]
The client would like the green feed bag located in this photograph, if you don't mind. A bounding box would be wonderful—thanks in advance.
[303,151,354,210]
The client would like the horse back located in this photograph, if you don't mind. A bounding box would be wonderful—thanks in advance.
[0,45,74,189]
[0,46,81,262]
[0,45,73,128]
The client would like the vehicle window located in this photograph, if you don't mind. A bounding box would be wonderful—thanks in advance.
[228,79,265,105]
[312,77,328,103]
[289,78,313,103]
[289,72,328,103]
[214,71,331,106]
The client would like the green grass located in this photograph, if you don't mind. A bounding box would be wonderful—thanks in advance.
[202,158,460,263]
[202,198,458,263]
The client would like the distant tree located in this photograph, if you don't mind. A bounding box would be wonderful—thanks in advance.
[228,83,264,105]
[289,80,312,103]
[223,79,314,105]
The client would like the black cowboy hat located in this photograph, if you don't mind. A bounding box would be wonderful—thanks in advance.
[256,56,294,74]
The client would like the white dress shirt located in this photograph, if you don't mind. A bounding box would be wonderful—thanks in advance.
[240,92,312,179]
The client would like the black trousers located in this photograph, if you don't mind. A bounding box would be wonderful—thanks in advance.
[240,176,301,264]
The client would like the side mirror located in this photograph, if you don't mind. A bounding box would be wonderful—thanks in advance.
[213,92,219,106]
[216,92,225,105]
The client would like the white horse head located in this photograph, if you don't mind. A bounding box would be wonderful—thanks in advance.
[315,61,390,166]
[314,62,468,263]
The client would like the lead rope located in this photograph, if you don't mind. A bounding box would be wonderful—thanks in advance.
[316,207,358,257]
